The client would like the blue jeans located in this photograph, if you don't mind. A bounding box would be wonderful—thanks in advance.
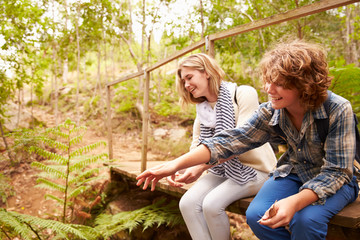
[246,174,359,240]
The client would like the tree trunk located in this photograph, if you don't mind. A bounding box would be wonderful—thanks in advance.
[0,121,14,163]
[75,5,80,125]
[63,0,68,84]
[346,5,358,66]
[16,88,21,128]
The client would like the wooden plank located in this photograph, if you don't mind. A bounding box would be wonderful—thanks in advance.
[110,166,360,229]
[145,39,206,72]
[141,71,150,172]
[106,71,144,87]
[209,0,359,41]
[106,86,113,159]
[330,198,360,228]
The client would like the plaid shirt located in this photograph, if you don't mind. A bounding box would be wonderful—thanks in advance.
[201,92,356,204]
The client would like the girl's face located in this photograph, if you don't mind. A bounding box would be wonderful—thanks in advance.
[264,81,302,112]
[180,66,214,101]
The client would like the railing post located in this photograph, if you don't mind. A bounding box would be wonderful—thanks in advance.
[141,71,150,172]
[205,35,215,57]
[106,85,113,160]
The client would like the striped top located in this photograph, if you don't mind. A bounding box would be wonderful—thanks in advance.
[197,82,257,185]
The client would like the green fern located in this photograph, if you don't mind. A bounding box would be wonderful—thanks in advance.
[0,208,101,240]
[0,173,14,205]
[28,118,108,223]
[94,198,184,238]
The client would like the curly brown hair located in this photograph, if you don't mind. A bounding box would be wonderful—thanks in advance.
[176,53,225,107]
[260,39,332,111]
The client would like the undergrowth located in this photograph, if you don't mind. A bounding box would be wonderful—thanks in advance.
[94,198,184,238]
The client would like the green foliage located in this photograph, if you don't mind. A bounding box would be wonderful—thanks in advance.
[329,65,360,118]
[29,119,108,223]
[0,208,101,240]
[94,198,184,238]
[0,173,14,205]
[113,80,139,114]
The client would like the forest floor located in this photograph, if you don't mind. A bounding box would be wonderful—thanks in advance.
[0,105,258,240]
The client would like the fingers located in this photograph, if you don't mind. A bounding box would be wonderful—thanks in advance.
[258,200,278,223]
[166,174,183,187]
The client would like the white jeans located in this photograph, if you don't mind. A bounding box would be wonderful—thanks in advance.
[179,170,269,240]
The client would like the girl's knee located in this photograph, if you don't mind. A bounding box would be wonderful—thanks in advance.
[179,194,199,214]
[179,196,190,211]
[202,196,223,218]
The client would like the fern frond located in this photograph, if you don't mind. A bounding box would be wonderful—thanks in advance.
[45,127,70,139]
[0,209,34,240]
[69,135,84,146]
[94,212,136,238]
[35,178,66,193]
[70,141,107,157]
[94,198,184,238]
[10,210,102,240]
[69,153,108,171]
[44,194,64,205]
[75,175,106,187]
[31,162,66,179]
[68,185,88,199]
[69,125,87,135]
[68,168,100,185]
[41,137,69,151]
[29,147,67,164]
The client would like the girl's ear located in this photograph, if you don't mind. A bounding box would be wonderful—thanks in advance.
[205,72,210,80]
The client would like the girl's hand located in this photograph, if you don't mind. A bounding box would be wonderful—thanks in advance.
[166,172,184,188]
[136,161,178,191]
[176,165,207,184]
[166,165,207,187]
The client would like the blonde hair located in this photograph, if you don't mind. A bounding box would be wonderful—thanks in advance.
[176,53,225,107]
[260,39,332,111]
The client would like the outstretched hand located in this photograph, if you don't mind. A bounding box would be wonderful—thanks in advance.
[136,161,178,191]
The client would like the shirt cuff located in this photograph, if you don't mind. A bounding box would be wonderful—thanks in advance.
[199,139,219,165]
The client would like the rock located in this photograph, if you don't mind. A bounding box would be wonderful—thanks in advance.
[153,127,187,141]
[3,102,34,131]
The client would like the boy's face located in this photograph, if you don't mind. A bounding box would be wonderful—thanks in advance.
[265,81,302,112]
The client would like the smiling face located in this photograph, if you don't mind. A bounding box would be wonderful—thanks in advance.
[180,66,216,102]
[264,81,302,113]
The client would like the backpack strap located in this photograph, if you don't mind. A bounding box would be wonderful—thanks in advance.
[315,91,332,144]
[234,86,238,105]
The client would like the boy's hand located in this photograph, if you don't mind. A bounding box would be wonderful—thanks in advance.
[258,198,296,229]
[258,189,318,228]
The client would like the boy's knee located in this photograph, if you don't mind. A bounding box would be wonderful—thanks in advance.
[246,204,262,226]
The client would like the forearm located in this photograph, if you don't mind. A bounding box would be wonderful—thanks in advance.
[290,189,319,212]
[173,144,211,171]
